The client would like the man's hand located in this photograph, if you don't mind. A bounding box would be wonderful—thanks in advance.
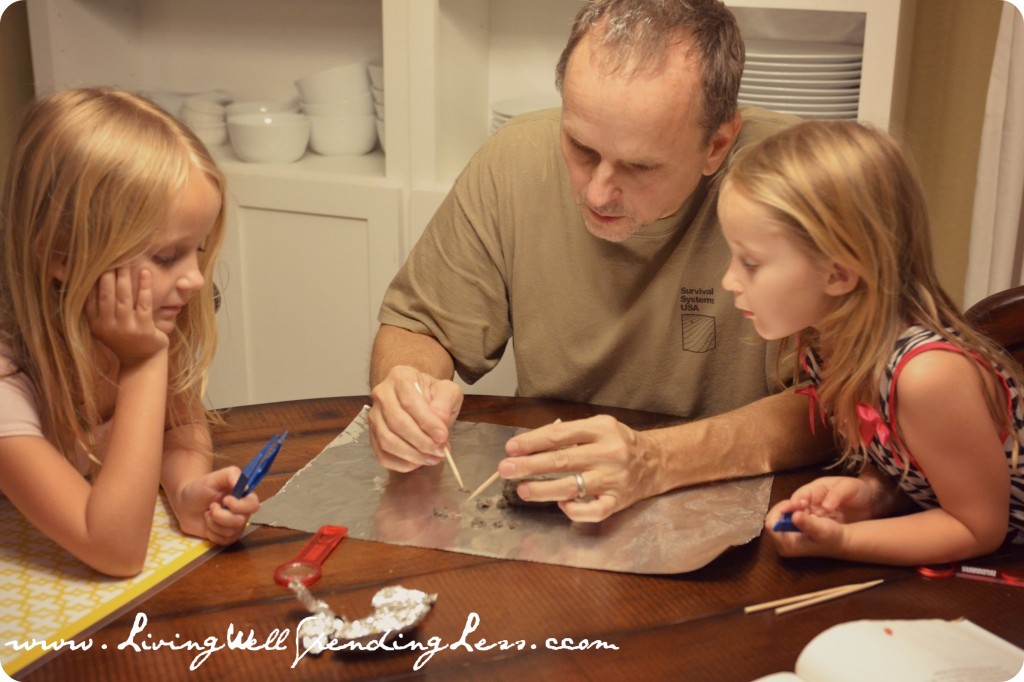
[368,365,464,471]
[499,415,665,523]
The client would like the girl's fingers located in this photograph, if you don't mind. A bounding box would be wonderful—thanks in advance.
[135,268,153,316]
[114,266,134,317]
[94,270,116,319]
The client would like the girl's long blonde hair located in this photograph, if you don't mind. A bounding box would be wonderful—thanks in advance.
[724,120,1022,470]
[0,87,226,468]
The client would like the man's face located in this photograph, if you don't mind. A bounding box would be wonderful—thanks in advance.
[559,34,733,242]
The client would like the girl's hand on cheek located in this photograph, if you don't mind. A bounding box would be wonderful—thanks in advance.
[87,266,169,366]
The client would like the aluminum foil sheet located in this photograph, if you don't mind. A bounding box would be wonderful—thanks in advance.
[252,406,772,574]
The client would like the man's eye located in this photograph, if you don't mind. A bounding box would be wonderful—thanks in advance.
[570,139,597,157]
[627,162,655,173]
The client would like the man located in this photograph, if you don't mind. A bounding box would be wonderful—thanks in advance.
[369,0,832,522]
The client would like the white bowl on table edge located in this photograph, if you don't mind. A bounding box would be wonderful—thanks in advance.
[367,59,384,90]
[308,113,377,156]
[301,91,373,117]
[227,112,310,163]
[295,61,370,103]
[225,99,300,118]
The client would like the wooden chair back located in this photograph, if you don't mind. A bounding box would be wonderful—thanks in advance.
[964,285,1024,368]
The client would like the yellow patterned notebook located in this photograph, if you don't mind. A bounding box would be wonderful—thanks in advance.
[0,495,216,676]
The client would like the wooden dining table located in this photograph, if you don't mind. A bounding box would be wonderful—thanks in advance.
[21,395,1024,681]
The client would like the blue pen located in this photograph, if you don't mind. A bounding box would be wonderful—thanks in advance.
[229,431,288,501]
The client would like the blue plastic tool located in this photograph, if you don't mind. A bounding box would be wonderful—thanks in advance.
[772,511,800,533]
[230,431,288,499]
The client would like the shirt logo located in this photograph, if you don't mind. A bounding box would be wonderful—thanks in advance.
[680,287,716,353]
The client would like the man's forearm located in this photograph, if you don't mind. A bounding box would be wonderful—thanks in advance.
[646,390,835,493]
[370,324,456,387]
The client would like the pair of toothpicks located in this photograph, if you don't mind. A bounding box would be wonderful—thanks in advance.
[467,418,562,502]
[414,382,465,489]
[743,578,884,615]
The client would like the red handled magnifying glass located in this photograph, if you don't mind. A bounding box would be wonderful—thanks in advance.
[274,524,348,587]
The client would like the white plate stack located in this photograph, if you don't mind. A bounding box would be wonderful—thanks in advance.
[490,95,561,134]
[739,39,862,120]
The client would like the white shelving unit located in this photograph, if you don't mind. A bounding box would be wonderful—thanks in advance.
[27,0,915,407]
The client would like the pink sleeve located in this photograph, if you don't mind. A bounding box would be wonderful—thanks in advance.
[0,370,44,438]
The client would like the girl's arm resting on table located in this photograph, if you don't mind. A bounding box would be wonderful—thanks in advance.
[160,414,259,545]
[0,354,169,577]
[771,351,1010,565]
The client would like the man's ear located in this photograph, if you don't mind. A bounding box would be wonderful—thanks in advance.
[703,112,742,176]
[825,260,859,296]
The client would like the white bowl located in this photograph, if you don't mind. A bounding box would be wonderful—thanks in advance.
[301,91,373,117]
[142,90,190,117]
[308,114,376,156]
[183,96,226,116]
[367,59,384,90]
[188,90,232,106]
[182,108,225,128]
[191,122,227,148]
[295,61,370,103]
[144,89,230,118]
[371,85,385,106]
[225,100,300,118]
[227,112,310,163]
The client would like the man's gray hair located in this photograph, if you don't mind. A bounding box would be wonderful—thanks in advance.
[555,0,745,141]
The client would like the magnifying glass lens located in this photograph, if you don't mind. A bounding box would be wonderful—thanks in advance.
[274,561,321,587]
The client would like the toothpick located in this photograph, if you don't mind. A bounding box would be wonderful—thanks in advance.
[467,470,501,502]
[466,418,562,502]
[744,578,884,615]
[414,382,465,489]
[442,444,465,490]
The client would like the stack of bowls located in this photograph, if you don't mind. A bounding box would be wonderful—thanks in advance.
[179,92,233,148]
[367,59,385,151]
[295,61,377,156]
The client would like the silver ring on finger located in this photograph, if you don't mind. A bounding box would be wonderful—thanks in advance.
[574,472,587,500]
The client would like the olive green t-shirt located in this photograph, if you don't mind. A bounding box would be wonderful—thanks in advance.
[379,106,797,419]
